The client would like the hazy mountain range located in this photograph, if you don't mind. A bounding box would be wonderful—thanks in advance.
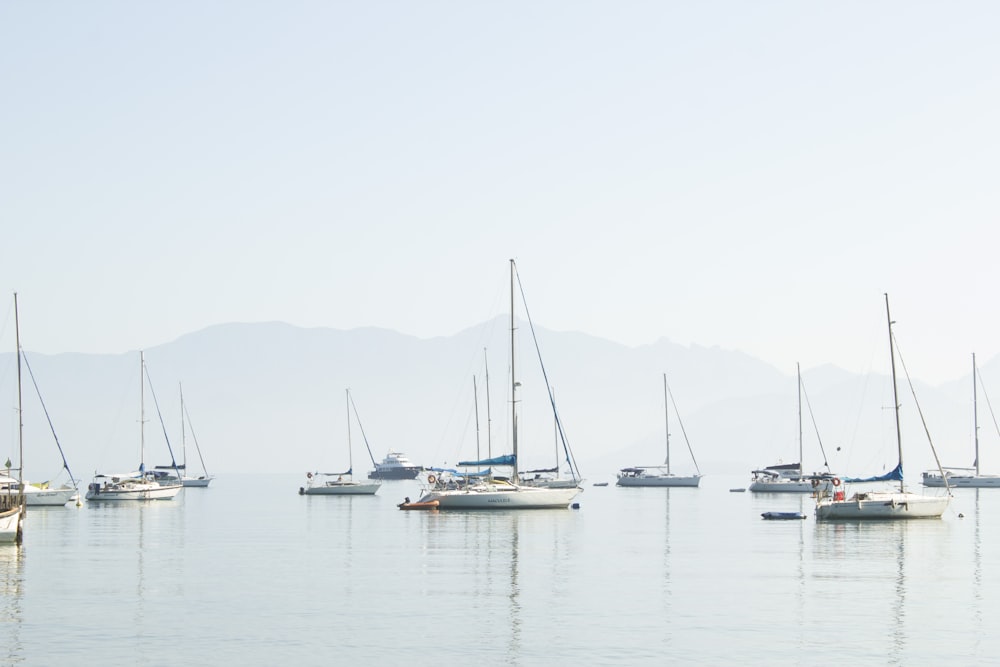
[2,318,998,486]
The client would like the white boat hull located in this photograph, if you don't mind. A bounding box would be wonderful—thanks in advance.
[815,491,949,520]
[85,481,182,501]
[417,484,581,509]
[749,479,828,493]
[181,476,214,488]
[0,506,23,543]
[25,487,80,506]
[520,478,583,489]
[617,474,701,488]
[922,472,1000,488]
[301,482,381,495]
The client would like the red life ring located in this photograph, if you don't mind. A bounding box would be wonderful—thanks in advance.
[426,474,437,484]
[832,477,841,487]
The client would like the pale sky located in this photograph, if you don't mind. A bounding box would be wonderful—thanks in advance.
[2,2,998,385]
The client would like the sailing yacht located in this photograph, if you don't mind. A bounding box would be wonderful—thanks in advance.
[617,374,702,487]
[413,260,582,510]
[154,384,214,487]
[1,294,26,543]
[300,389,381,495]
[814,295,950,520]
[85,352,183,501]
[749,363,835,493]
[15,344,82,506]
[521,388,583,489]
[922,353,1000,488]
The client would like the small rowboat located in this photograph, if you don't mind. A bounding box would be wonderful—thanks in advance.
[397,498,440,510]
[761,511,806,520]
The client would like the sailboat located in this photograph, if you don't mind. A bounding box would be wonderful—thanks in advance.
[299,389,381,495]
[8,344,82,506]
[85,352,183,501]
[413,259,583,510]
[617,374,702,487]
[814,294,951,520]
[1,294,26,544]
[154,384,214,487]
[922,353,1000,488]
[749,363,835,493]
[521,388,583,488]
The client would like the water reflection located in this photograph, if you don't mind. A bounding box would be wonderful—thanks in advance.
[0,545,24,664]
[424,511,523,660]
[972,490,982,653]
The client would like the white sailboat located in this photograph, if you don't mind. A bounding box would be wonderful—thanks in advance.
[300,389,381,495]
[154,384,214,487]
[815,294,950,520]
[522,388,583,489]
[749,363,835,493]
[922,353,1000,488]
[617,374,702,487]
[15,342,82,506]
[85,352,183,501]
[413,260,582,510]
[1,294,26,543]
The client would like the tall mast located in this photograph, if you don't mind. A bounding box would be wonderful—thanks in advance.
[885,294,904,493]
[140,351,146,474]
[473,375,481,461]
[180,382,187,471]
[484,348,492,459]
[974,352,980,476]
[797,362,803,477]
[14,293,24,503]
[346,388,353,474]
[660,374,669,471]
[510,259,518,484]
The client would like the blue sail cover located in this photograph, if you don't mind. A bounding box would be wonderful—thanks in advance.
[844,463,903,483]
[426,467,492,477]
[457,454,516,467]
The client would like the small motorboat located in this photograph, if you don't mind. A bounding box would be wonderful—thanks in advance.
[592,482,609,487]
[761,511,807,520]
[397,497,440,510]
[729,488,746,492]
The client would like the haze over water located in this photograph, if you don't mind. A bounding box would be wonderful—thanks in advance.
[1,472,994,665]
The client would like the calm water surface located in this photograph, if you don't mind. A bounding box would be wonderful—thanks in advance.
[1,472,997,665]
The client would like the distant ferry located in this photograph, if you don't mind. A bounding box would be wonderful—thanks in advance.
[368,452,423,480]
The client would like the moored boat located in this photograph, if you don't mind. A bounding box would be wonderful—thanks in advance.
[922,353,1000,489]
[301,389,381,496]
[85,352,183,502]
[617,373,702,488]
[815,295,950,520]
[414,260,582,510]
[368,451,423,480]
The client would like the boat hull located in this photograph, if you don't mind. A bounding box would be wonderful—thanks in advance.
[520,478,583,489]
[368,468,422,480]
[762,511,807,520]
[417,485,581,509]
[85,482,182,501]
[617,474,701,488]
[300,482,381,495]
[922,473,1000,488]
[25,487,80,506]
[815,492,949,520]
[181,477,214,488]
[749,479,821,493]
[0,506,22,544]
